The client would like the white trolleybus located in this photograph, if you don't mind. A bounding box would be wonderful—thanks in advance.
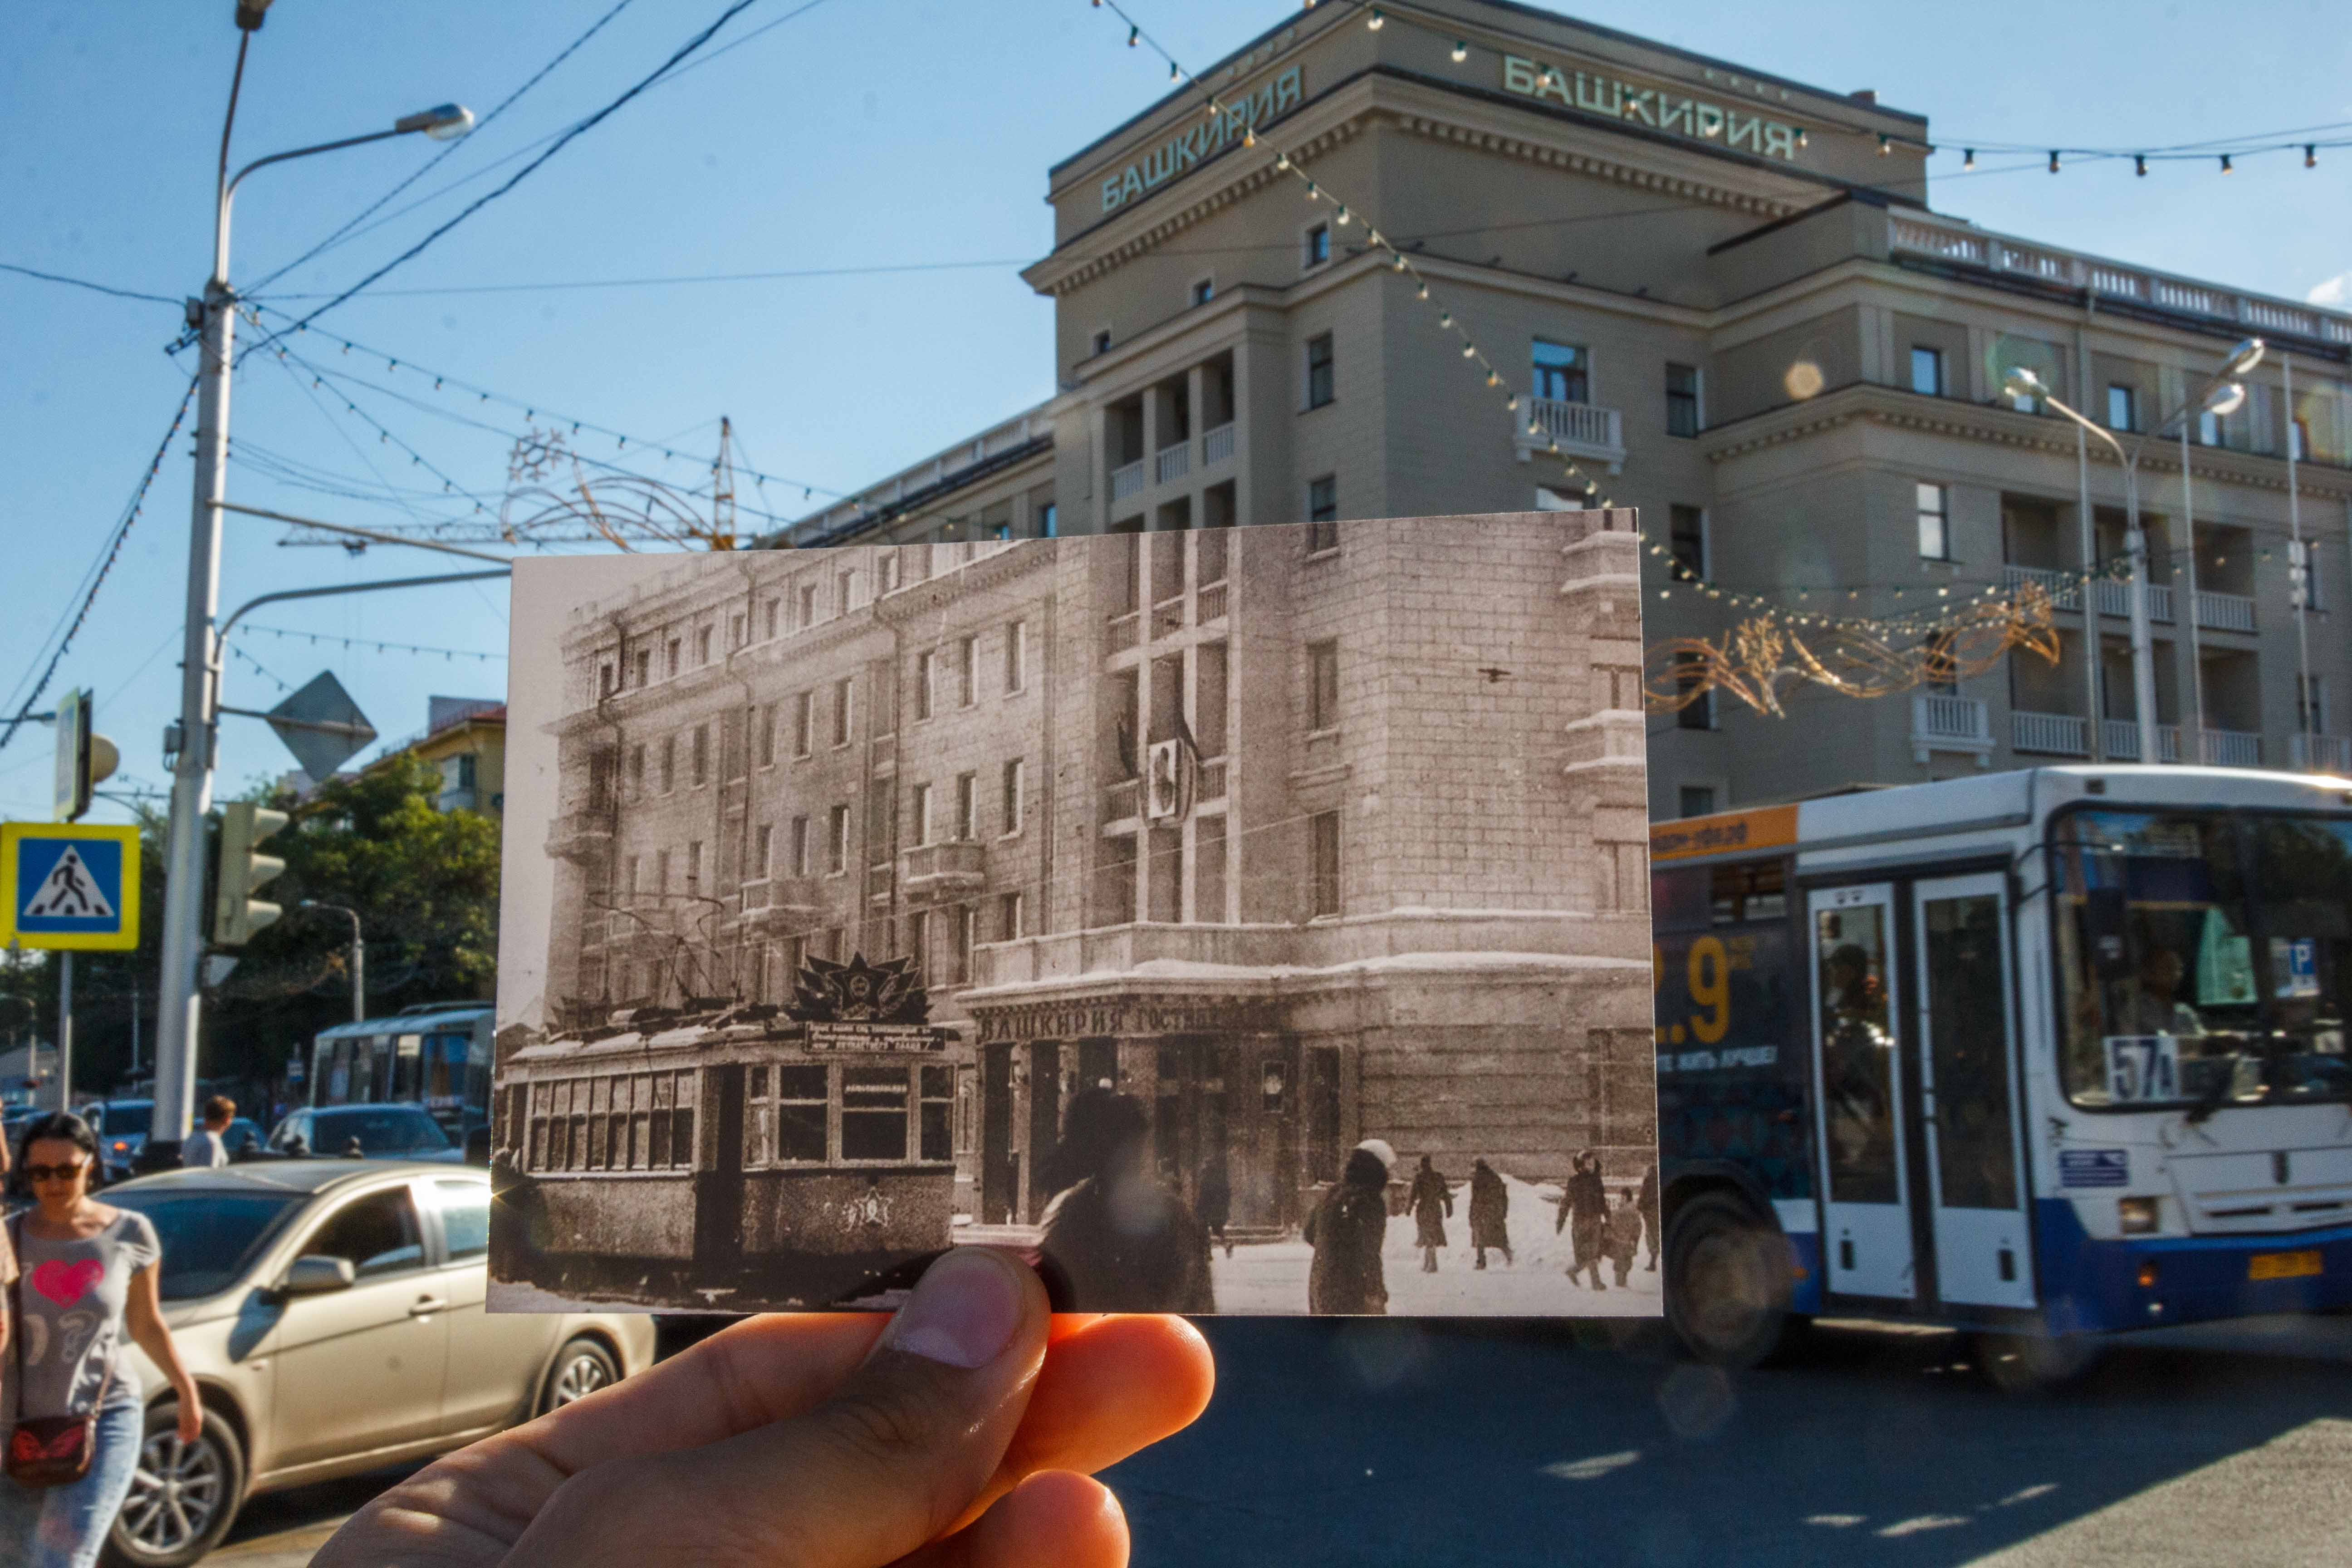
[1649,765,2352,1379]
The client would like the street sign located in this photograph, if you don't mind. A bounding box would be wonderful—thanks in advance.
[266,672,377,779]
[0,821,142,951]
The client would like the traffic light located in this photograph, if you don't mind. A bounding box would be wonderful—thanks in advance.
[212,801,289,947]
[52,688,119,824]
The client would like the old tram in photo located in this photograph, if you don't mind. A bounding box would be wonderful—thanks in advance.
[496,954,959,1307]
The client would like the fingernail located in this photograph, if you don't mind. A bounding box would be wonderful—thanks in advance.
[882,1248,1025,1369]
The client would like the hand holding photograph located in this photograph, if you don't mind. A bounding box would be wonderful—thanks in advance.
[490,510,1656,1315]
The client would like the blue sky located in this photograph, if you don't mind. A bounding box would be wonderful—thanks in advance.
[5,0,2347,824]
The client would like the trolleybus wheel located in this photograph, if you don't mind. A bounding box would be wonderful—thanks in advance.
[1664,1193,1790,1369]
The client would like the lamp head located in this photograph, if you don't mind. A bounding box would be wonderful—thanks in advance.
[2003,366,2046,399]
[2202,381,2247,418]
[396,103,475,141]
[2220,337,2265,377]
[234,0,274,31]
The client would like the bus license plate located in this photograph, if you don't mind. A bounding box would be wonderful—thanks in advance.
[2248,1250,2323,1282]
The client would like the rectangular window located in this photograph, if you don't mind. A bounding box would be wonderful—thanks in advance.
[633,649,651,687]
[1004,620,1028,694]
[1533,340,1588,403]
[1191,277,1215,307]
[1669,505,1706,582]
[1674,652,1715,731]
[1305,333,1335,409]
[1038,502,1058,538]
[956,772,978,841]
[791,815,811,878]
[832,678,854,745]
[828,804,851,875]
[1001,757,1024,835]
[628,744,645,793]
[1310,810,1341,918]
[1910,346,1944,397]
[915,650,936,721]
[842,1068,909,1160]
[2291,418,2311,462]
[879,552,902,593]
[598,662,617,698]
[696,627,713,666]
[659,735,676,793]
[912,782,934,846]
[999,890,1024,941]
[798,583,818,629]
[764,599,780,639]
[754,823,772,880]
[1665,363,1700,437]
[919,1064,954,1162]
[758,705,777,767]
[1092,328,1112,356]
[666,638,681,677]
[1308,640,1340,731]
[656,848,671,902]
[774,1064,826,1163]
[953,904,976,985]
[730,613,745,649]
[838,568,856,615]
[691,724,709,786]
[1306,475,1338,552]
[794,691,814,757]
[1303,223,1329,268]
[685,841,703,899]
[956,636,977,707]
[1679,784,1718,819]
[2198,409,2221,446]
[1916,482,1952,560]
[2107,383,2136,432]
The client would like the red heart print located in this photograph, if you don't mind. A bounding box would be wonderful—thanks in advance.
[31,1259,103,1307]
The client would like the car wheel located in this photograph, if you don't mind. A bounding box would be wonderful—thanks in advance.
[538,1336,621,1416]
[1663,1193,1792,1370]
[103,1402,244,1568]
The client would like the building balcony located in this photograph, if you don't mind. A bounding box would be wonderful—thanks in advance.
[1198,579,1229,623]
[1105,610,1141,655]
[2003,565,2174,622]
[736,877,826,938]
[1202,421,1235,467]
[1110,459,1147,502]
[2194,590,2257,633]
[1102,777,1141,824]
[545,808,613,864]
[1513,398,1625,472]
[1154,440,1190,486]
[2189,729,2264,768]
[2103,718,2184,764]
[2289,733,2352,774]
[901,839,986,901]
[1911,694,1993,764]
[2012,711,2192,763]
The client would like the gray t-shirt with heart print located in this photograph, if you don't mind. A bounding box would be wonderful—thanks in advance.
[10,1210,160,1421]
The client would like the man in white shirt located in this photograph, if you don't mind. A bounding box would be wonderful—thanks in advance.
[181,1095,236,1167]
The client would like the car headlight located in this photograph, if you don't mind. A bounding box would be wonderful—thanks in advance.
[2118,1196,2161,1235]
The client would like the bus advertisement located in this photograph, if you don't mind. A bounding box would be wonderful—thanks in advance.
[1651,765,2352,1379]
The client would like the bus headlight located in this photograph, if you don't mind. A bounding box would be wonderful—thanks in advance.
[2119,1196,2161,1235]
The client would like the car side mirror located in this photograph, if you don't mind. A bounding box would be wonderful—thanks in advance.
[278,1255,357,1297]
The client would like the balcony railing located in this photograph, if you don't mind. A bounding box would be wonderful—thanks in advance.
[901,839,986,900]
[2004,564,2174,622]
[2289,733,2352,773]
[1911,693,1992,762]
[2103,718,2184,764]
[2190,729,2263,768]
[1513,397,1626,472]
[2194,590,2257,633]
[1152,594,1186,640]
[2012,710,2089,756]
[1890,213,2352,346]
[545,809,613,863]
[1202,421,1235,466]
[1105,610,1141,654]
[1110,459,1147,501]
[1103,777,1140,823]
[1197,581,1228,623]
[1154,441,1190,485]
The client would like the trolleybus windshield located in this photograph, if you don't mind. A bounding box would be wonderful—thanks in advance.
[2052,808,2351,1111]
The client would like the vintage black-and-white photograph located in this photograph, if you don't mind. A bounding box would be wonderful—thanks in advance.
[490,511,1656,1314]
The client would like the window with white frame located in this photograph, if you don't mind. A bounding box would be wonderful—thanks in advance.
[1910,346,1944,397]
[915,650,936,721]
[1004,619,1028,694]
[1916,482,1952,560]
[1001,757,1024,835]
[911,782,934,846]
[956,772,978,841]
[828,804,851,874]
[1533,340,1588,403]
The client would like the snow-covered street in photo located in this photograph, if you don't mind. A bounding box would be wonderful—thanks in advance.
[1211,1174,1661,1316]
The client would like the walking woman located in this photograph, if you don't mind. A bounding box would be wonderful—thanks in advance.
[1,1112,203,1568]
[1305,1139,1394,1313]
[1408,1154,1452,1274]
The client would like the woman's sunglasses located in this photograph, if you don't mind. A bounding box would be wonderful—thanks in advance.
[22,1161,89,1183]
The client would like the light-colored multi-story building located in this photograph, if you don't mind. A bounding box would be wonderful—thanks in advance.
[767,0,2352,822]
[526,514,1650,1279]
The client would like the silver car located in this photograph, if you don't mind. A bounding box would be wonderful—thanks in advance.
[97,1160,655,1566]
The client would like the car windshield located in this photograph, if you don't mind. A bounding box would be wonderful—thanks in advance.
[103,1189,305,1301]
[317,1108,453,1155]
[100,1102,152,1135]
[2052,808,2352,1110]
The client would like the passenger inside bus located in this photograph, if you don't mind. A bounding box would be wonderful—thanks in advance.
[1818,926,1898,1205]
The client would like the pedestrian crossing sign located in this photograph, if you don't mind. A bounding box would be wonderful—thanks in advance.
[1,821,141,951]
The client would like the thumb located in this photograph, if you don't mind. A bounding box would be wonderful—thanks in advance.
[507,1247,1051,1568]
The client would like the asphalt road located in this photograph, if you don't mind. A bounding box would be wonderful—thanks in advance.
[206,1314,2352,1566]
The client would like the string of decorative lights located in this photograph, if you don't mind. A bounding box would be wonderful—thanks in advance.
[1316,1,2352,177]
[232,623,506,664]
[224,640,297,696]
[270,343,504,516]
[1087,0,2165,640]
[0,374,201,758]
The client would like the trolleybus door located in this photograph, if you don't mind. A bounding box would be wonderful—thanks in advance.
[1911,873,2035,1309]
[1808,883,1916,1300]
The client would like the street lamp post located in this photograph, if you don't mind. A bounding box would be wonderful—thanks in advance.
[150,5,468,1168]
[2005,338,2260,769]
[299,902,365,1026]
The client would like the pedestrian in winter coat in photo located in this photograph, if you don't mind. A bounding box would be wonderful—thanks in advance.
[1554,1150,1611,1290]
[1409,1154,1452,1274]
[1607,1187,1644,1287]
[1306,1139,1393,1313]
[1468,1158,1513,1269]
[1037,1089,1215,1313]
[1196,1152,1234,1260]
[1638,1160,1662,1271]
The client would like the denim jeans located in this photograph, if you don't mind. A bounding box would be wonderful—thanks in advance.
[0,1389,146,1568]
